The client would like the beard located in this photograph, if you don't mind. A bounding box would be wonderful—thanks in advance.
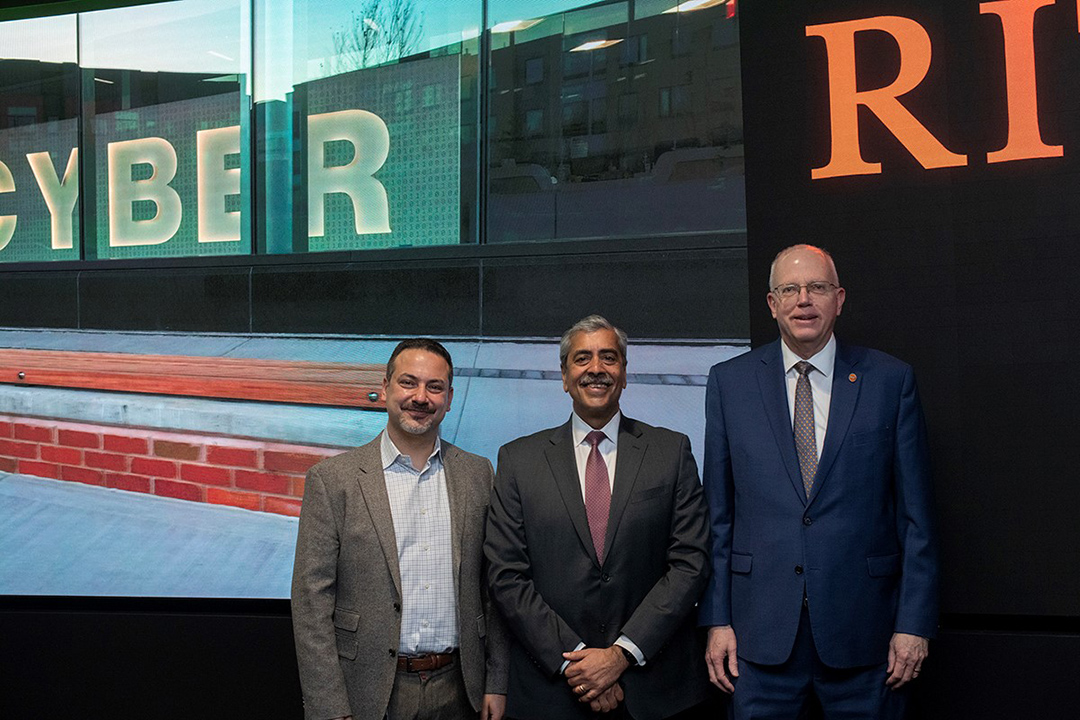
[395,404,437,435]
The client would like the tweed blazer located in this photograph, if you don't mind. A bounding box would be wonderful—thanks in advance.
[292,435,509,720]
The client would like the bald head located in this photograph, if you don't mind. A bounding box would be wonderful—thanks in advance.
[768,244,839,290]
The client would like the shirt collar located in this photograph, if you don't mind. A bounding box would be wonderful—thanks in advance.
[781,334,837,378]
[571,410,622,448]
[380,429,442,472]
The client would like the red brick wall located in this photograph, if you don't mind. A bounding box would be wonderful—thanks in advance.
[0,415,344,517]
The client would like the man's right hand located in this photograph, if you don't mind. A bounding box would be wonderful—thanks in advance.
[705,625,739,693]
[589,682,624,713]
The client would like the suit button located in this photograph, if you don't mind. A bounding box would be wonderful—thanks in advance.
[803,517,812,526]
[794,565,804,575]
[388,649,396,657]
[393,602,401,612]
[599,623,607,633]
[601,573,610,582]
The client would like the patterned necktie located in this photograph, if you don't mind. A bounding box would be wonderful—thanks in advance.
[584,430,611,564]
[793,361,818,498]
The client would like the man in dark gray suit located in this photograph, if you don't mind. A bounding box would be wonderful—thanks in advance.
[292,339,508,720]
[485,316,711,720]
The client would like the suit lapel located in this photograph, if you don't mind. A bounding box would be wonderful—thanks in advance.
[354,438,403,598]
[604,417,645,564]
[809,342,861,505]
[757,341,806,505]
[544,421,599,568]
[441,442,464,576]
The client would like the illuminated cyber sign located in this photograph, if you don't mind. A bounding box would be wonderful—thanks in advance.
[0,54,460,261]
[0,110,389,253]
[807,0,1065,179]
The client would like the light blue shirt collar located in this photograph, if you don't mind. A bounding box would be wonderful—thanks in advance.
[380,429,442,473]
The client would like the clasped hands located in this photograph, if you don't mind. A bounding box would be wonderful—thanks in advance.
[563,646,629,712]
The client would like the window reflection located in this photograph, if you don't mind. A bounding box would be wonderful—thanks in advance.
[80,0,249,259]
[256,0,481,253]
[0,15,80,262]
[487,0,744,243]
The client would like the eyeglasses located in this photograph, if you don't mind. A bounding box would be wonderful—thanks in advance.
[771,281,838,301]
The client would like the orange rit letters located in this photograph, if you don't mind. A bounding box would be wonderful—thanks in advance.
[980,0,1062,163]
[807,16,967,179]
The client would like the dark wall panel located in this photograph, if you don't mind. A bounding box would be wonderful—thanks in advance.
[251,261,481,336]
[0,272,79,328]
[79,267,250,332]
[481,247,748,339]
[741,0,1080,618]
[0,601,302,718]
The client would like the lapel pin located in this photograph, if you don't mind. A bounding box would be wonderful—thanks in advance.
[848,373,857,383]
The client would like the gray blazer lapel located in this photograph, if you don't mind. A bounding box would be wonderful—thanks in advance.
[544,421,599,568]
[809,343,861,505]
[355,439,403,598]
[604,417,645,564]
[757,341,806,505]
[442,442,465,576]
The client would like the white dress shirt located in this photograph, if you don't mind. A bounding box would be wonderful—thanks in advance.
[780,334,837,458]
[564,411,646,667]
[380,430,459,655]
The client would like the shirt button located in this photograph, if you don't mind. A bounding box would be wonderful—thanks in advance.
[422,620,429,627]
[424,583,430,590]
[795,565,804,575]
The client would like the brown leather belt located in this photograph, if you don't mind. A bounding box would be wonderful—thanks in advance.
[396,651,456,672]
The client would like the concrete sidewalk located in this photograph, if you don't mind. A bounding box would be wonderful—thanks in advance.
[0,472,298,597]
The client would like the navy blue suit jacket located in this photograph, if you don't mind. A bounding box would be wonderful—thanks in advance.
[699,339,939,668]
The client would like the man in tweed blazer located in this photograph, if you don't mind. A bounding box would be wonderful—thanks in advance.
[292,339,508,720]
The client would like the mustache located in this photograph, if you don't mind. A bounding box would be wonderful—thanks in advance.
[579,372,615,387]
[402,402,435,414]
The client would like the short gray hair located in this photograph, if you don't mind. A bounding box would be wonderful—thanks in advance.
[559,315,628,368]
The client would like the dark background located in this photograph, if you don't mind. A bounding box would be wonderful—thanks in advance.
[3,0,1080,717]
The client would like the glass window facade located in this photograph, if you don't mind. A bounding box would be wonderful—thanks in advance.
[0,0,743,263]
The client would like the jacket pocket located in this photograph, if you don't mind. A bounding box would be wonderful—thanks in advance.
[631,485,667,503]
[333,608,360,660]
[731,552,753,574]
[851,428,891,447]
[333,608,360,631]
[866,553,901,577]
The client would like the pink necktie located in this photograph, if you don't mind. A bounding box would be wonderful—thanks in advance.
[584,430,611,564]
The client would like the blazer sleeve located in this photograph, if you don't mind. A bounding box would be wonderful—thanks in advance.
[485,444,584,677]
[290,465,353,719]
[619,432,711,658]
[479,457,511,694]
[892,366,940,638]
[698,365,734,627]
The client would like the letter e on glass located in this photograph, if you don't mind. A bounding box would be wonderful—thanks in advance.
[197,126,242,243]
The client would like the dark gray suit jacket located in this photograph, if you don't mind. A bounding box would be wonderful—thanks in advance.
[485,416,710,720]
[291,436,509,720]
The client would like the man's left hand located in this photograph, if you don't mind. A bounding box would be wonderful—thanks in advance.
[563,646,629,703]
[481,693,506,720]
[886,633,929,689]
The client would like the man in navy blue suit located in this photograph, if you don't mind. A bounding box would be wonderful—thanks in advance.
[699,245,939,718]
